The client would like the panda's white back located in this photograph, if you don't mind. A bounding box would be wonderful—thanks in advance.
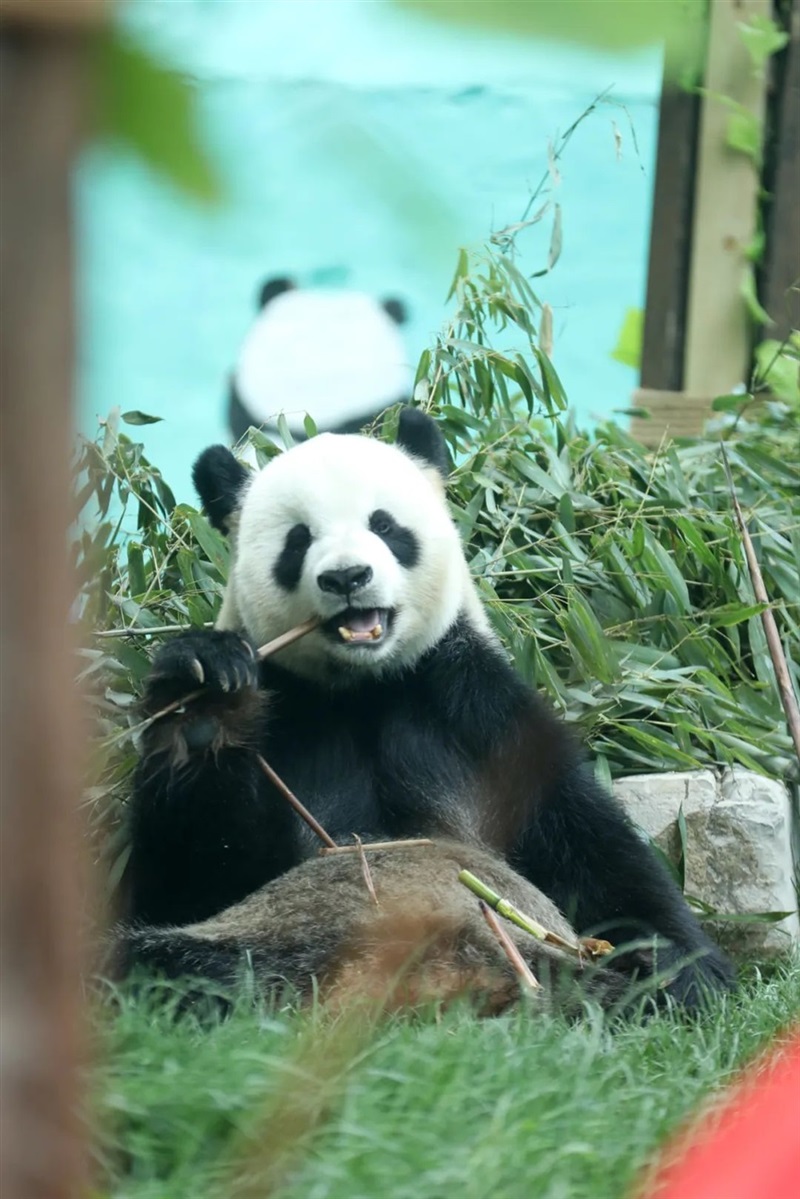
[236,289,411,429]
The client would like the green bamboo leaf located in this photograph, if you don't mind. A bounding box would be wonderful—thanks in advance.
[121,410,163,426]
[737,13,789,71]
[276,414,295,450]
[446,248,470,302]
[184,510,230,576]
[558,592,619,685]
[740,265,772,325]
[611,308,644,369]
[126,542,147,598]
[707,602,768,628]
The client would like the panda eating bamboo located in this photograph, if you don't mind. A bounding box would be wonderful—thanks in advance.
[121,408,734,1012]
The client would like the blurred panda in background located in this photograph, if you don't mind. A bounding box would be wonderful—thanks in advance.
[228,277,412,444]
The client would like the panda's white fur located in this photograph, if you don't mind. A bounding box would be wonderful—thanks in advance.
[217,431,492,683]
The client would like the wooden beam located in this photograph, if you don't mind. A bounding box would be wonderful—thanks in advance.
[639,74,700,391]
[683,0,772,395]
[629,389,714,446]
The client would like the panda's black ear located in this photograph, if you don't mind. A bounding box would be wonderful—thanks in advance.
[382,297,407,325]
[257,276,294,310]
[192,446,250,533]
[395,407,450,480]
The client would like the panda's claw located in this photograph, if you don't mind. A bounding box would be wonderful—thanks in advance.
[146,629,260,712]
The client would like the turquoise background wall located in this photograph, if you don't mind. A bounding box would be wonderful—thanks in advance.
[77,0,662,500]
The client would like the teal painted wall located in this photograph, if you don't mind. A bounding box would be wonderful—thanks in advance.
[77,0,662,499]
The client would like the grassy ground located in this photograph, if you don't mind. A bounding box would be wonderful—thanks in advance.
[91,959,799,1199]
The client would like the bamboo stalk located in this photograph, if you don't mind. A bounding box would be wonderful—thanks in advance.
[255,754,336,849]
[94,622,213,638]
[255,617,320,661]
[478,901,541,991]
[459,870,613,960]
[144,688,204,727]
[721,445,800,764]
[460,870,556,943]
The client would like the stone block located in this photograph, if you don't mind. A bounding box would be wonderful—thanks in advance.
[613,769,799,956]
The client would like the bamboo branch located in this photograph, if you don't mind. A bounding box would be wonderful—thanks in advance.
[144,688,204,728]
[479,900,541,991]
[353,835,380,908]
[94,621,213,639]
[254,754,336,849]
[721,444,800,765]
[255,618,320,661]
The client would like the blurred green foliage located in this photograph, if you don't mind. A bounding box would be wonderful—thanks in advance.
[91,29,221,202]
[397,0,709,80]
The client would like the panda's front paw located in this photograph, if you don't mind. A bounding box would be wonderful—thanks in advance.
[145,630,260,710]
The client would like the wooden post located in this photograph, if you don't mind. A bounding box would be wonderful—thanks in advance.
[632,0,784,445]
[761,0,800,342]
[683,0,772,396]
[639,64,700,394]
[0,4,105,1197]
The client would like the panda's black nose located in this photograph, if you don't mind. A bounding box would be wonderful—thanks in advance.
[317,565,373,597]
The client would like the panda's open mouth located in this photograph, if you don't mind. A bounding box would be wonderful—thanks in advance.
[323,607,393,646]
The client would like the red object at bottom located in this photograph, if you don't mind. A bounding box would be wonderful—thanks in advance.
[640,1027,800,1199]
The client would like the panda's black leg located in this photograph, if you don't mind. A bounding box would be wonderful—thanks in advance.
[126,631,298,927]
[516,762,735,1009]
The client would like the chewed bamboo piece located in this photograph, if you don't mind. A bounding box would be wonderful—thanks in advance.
[459,869,613,961]
[354,835,380,908]
[479,900,541,991]
[319,839,434,856]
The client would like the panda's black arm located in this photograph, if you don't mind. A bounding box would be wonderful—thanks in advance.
[514,761,736,1004]
[125,631,299,926]
[127,749,298,926]
[426,624,733,1005]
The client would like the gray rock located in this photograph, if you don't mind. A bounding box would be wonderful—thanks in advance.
[613,769,799,956]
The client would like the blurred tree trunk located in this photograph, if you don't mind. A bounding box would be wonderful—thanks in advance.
[0,14,100,1198]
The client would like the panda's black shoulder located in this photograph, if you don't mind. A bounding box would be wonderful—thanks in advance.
[416,616,580,760]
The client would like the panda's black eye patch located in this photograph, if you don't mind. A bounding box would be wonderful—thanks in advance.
[273,523,312,590]
[369,509,419,568]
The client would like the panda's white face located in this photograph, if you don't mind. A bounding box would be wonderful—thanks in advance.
[219,433,484,682]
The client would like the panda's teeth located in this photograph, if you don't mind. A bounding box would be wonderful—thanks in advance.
[338,626,354,642]
[371,625,383,640]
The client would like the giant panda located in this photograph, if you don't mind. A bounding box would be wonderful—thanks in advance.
[126,408,734,1010]
[228,277,411,443]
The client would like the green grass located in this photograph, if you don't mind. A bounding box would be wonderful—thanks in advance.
[91,958,800,1199]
